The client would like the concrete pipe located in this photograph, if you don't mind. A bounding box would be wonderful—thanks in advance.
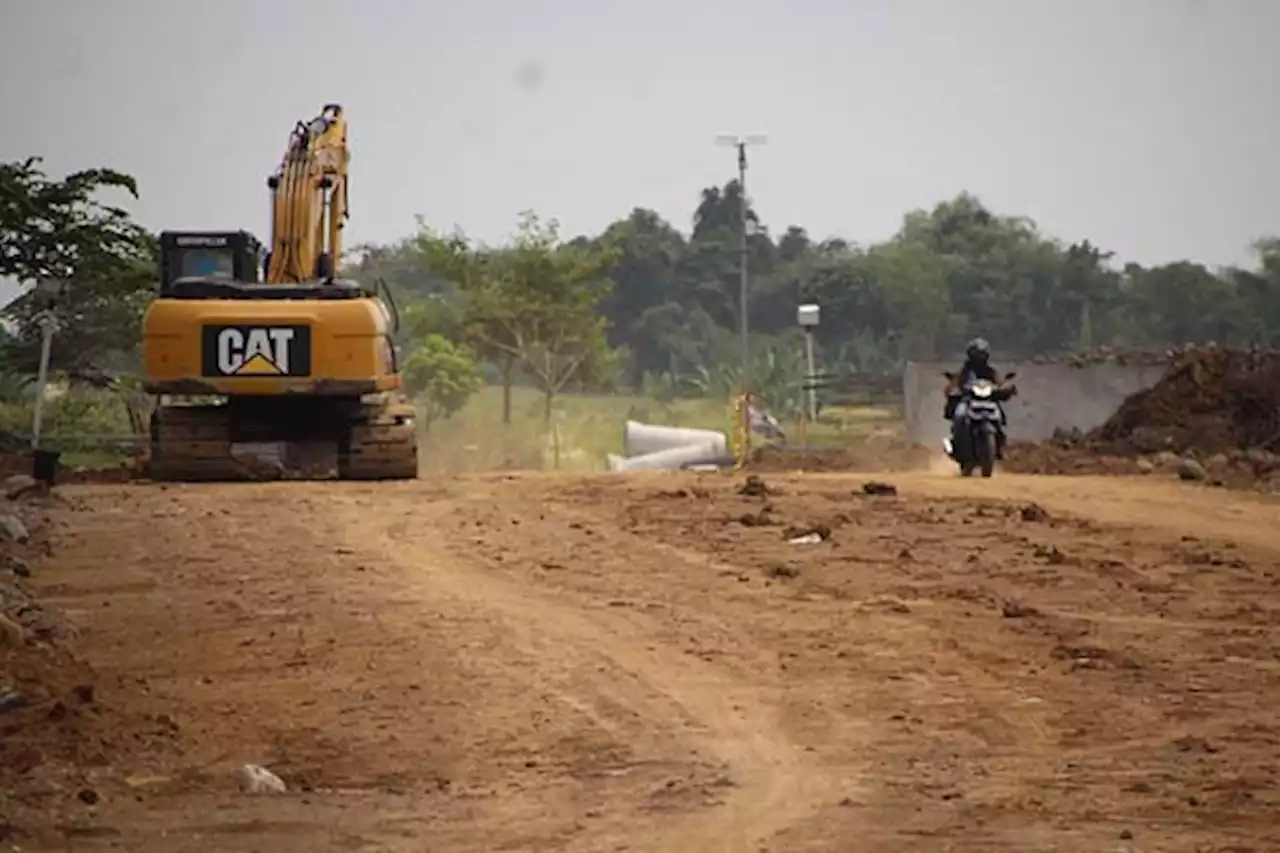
[623,420,728,458]
[607,441,725,472]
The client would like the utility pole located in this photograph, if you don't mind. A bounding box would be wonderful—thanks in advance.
[797,303,820,422]
[715,134,767,389]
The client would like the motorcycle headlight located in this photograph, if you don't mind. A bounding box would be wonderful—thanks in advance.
[971,384,993,399]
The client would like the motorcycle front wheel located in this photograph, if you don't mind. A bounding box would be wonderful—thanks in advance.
[953,428,976,476]
[978,428,997,478]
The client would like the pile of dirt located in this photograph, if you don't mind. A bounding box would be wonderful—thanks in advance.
[1002,442,1148,477]
[1090,346,1280,456]
[1003,441,1280,490]
[1003,347,1280,485]
[0,487,158,842]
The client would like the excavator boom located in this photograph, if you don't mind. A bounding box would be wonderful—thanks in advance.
[265,103,349,284]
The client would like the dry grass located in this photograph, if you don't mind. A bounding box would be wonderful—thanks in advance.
[417,386,903,474]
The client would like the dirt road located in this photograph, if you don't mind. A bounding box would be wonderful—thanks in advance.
[7,469,1280,851]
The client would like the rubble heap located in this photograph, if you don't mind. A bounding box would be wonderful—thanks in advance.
[1091,346,1280,455]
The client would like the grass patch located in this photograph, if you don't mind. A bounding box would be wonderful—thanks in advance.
[0,390,142,468]
[418,386,904,474]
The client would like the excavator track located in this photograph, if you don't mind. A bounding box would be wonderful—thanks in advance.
[148,396,418,482]
[344,399,420,481]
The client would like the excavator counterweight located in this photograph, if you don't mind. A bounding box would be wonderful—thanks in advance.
[140,106,419,481]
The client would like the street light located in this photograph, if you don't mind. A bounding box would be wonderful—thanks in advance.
[797,303,820,426]
[714,133,768,389]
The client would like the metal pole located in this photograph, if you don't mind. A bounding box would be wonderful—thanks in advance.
[738,142,749,387]
[31,315,54,449]
[804,329,817,425]
[715,134,766,393]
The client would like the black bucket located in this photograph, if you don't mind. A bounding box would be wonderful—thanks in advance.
[32,449,60,485]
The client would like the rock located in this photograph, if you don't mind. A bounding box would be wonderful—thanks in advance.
[1001,600,1041,618]
[0,687,27,713]
[861,481,897,496]
[765,565,800,579]
[737,475,772,498]
[1176,457,1207,482]
[0,515,28,544]
[6,556,30,578]
[783,517,834,537]
[3,475,39,500]
[1245,448,1278,476]
[0,614,25,646]
[236,764,287,795]
[1019,503,1050,522]
[1135,458,1155,474]
[77,788,100,806]
[737,510,772,527]
[1033,544,1068,565]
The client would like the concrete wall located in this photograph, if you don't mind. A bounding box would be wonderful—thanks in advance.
[902,361,1168,447]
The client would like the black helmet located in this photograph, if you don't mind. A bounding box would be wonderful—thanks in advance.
[965,337,990,364]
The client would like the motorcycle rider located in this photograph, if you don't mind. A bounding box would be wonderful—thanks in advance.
[944,337,1012,457]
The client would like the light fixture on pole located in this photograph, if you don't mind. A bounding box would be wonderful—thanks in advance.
[714,133,767,389]
[797,302,820,426]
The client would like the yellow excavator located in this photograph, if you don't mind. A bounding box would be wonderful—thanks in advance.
[140,104,418,481]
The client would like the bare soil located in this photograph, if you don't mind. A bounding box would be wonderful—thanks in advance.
[749,436,934,473]
[3,469,1280,851]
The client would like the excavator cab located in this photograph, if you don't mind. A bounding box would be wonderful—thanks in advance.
[159,231,265,292]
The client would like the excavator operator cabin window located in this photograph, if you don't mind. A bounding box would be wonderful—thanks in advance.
[179,248,236,280]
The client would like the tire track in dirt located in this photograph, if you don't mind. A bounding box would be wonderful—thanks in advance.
[328,483,842,853]
[518,479,1065,809]
[517,468,1280,851]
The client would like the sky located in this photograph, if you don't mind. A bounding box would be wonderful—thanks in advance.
[2,0,1278,302]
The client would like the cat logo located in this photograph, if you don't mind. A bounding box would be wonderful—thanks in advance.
[201,324,312,377]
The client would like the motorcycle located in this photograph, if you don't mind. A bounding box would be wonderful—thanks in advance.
[941,371,1018,478]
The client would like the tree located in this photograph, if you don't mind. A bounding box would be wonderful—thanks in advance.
[0,157,155,378]
[344,229,452,299]
[375,181,1279,408]
[474,213,616,422]
[420,212,618,423]
[402,334,483,429]
[416,225,523,423]
[592,208,686,381]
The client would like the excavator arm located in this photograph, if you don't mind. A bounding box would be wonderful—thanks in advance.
[264,104,350,283]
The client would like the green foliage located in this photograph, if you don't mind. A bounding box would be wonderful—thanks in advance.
[0,156,156,379]
[351,183,1280,417]
[0,384,138,463]
[416,211,618,422]
[402,334,483,428]
[399,293,464,342]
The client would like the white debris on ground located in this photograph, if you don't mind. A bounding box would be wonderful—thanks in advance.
[237,763,288,795]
